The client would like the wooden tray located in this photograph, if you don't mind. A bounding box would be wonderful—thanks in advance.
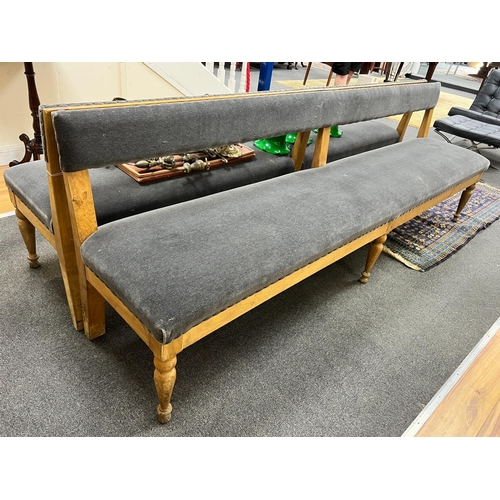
[116,144,255,184]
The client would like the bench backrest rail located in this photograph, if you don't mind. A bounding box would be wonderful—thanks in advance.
[42,81,440,173]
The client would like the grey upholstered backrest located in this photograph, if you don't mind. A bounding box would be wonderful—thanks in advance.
[48,82,440,172]
[471,69,500,118]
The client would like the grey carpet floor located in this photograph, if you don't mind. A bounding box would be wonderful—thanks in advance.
[1,152,500,436]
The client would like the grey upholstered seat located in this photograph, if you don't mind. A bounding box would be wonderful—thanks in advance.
[80,138,490,345]
[3,142,296,231]
[4,120,399,232]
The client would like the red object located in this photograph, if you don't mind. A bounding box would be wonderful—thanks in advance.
[246,62,251,92]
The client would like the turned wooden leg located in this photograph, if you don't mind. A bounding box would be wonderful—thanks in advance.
[453,183,476,222]
[154,355,177,424]
[15,209,40,268]
[359,234,387,284]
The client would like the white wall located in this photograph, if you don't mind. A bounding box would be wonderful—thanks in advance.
[0,62,188,165]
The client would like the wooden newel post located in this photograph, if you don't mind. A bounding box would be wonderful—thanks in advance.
[9,62,44,167]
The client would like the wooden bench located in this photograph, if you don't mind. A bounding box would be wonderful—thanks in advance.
[37,82,491,423]
[5,90,402,333]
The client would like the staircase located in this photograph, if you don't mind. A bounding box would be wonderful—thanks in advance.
[144,62,250,96]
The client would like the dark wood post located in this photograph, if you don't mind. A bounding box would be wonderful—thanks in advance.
[9,62,44,167]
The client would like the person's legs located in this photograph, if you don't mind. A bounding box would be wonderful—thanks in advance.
[334,73,349,85]
[332,62,350,86]
[345,63,362,85]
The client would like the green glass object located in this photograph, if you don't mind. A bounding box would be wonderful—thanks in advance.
[330,125,343,138]
[312,126,344,138]
[253,136,291,155]
[285,133,313,146]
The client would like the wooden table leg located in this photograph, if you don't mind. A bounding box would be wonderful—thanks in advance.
[425,62,439,82]
[303,62,312,85]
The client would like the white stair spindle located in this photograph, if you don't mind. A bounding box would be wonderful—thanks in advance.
[217,62,226,86]
[228,63,237,93]
[206,62,214,74]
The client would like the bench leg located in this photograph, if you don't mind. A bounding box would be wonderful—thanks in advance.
[154,354,177,423]
[359,234,387,284]
[82,281,106,340]
[15,209,40,269]
[453,183,476,222]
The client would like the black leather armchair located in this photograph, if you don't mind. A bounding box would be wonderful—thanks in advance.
[433,69,500,153]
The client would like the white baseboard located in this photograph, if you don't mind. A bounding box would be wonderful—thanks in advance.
[0,145,25,166]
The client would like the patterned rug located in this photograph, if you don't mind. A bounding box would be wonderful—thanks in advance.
[383,182,500,271]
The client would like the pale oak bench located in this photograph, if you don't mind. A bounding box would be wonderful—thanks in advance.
[38,82,491,423]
